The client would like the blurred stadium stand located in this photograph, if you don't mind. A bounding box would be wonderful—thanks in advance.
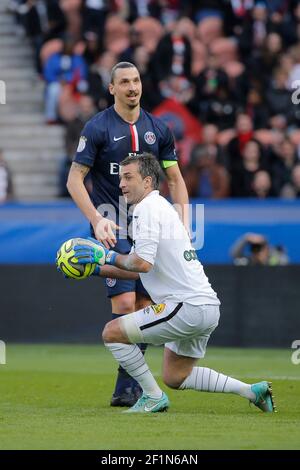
[1,0,300,200]
[0,1,65,199]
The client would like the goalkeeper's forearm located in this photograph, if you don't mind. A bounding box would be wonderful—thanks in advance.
[97,264,139,280]
[106,252,152,273]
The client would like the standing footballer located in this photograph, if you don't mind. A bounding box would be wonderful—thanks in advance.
[67,62,189,407]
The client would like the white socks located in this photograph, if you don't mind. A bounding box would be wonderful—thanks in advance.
[105,343,162,399]
[180,367,256,400]
[105,343,256,402]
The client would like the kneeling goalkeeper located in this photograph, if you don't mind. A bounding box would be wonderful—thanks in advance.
[70,153,275,413]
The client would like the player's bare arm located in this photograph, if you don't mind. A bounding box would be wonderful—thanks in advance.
[113,253,152,273]
[98,264,139,280]
[71,237,152,274]
[164,164,190,234]
[67,162,119,249]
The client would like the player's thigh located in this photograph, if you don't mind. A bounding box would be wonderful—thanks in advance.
[120,301,183,345]
[120,302,220,347]
[162,347,197,388]
[111,291,136,314]
[164,304,220,361]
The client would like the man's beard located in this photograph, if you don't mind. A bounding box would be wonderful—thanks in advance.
[128,102,139,109]
[126,100,139,110]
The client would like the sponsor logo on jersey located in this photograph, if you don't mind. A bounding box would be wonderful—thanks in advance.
[113,135,126,141]
[184,250,198,261]
[144,306,151,315]
[106,278,117,288]
[144,131,156,145]
[110,162,120,175]
[150,303,166,315]
[77,136,87,152]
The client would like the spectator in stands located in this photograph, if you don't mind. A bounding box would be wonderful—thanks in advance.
[223,60,249,106]
[184,143,230,198]
[245,87,269,129]
[202,123,226,165]
[83,31,102,66]
[87,50,116,110]
[150,17,192,82]
[280,163,300,199]
[16,0,66,73]
[251,170,273,198]
[43,39,88,123]
[226,112,254,173]
[266,68,295,125]
[271,137,297,196]
[230,139,268,197]
[194,54,229,121]
[230,233,289,266]
[248,32,283,87]
[82,0,108,39]
[290,164,300,198]
[0,151,13,203]
[59,94,96,197]
[205,84,237,130]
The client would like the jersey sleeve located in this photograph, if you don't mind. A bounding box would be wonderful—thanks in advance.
[133,204,160,265]
[157,121,177,163]
[73,119,103,168]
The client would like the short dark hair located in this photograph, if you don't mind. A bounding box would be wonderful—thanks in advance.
[120,153,161,190]
[110,62,138,83]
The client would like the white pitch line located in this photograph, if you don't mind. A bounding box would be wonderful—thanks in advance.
[237,374,300,381]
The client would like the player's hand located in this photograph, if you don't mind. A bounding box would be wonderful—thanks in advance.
[92,217,121,249]
[75,237,118,266]
[73,238,108,266]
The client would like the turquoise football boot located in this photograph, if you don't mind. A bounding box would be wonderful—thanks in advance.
[250,381,276,412]
[123,392,169,413]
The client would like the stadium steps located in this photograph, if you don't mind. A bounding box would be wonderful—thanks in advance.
[0,2,65,200]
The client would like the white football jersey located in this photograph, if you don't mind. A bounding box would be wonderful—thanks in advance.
[131,191,220,306]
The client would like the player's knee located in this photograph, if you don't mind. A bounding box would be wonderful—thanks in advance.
[102,321,115,343]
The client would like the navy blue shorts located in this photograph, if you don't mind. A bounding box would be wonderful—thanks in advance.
[90,228,149,299]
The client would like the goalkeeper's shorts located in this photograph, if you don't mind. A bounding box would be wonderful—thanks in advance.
[120,302,220,359]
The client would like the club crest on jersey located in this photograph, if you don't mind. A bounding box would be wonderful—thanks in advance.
[77,136,87,152]
[151,303,166,315]
[106,278,117,288]
[144,131,156,145]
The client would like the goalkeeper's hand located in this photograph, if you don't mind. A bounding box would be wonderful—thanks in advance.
[73,237,118,267]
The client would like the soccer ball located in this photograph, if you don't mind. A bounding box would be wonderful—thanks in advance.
[56,238,99,280]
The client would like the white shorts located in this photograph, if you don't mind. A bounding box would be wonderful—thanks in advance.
[120,302,220,359]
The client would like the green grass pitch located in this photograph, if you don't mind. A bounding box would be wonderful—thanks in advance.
[0,345,299,450]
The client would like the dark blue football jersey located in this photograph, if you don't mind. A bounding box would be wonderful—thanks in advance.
[74,106,177,225]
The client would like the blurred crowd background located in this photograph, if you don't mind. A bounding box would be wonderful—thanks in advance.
[4,0,300,200]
